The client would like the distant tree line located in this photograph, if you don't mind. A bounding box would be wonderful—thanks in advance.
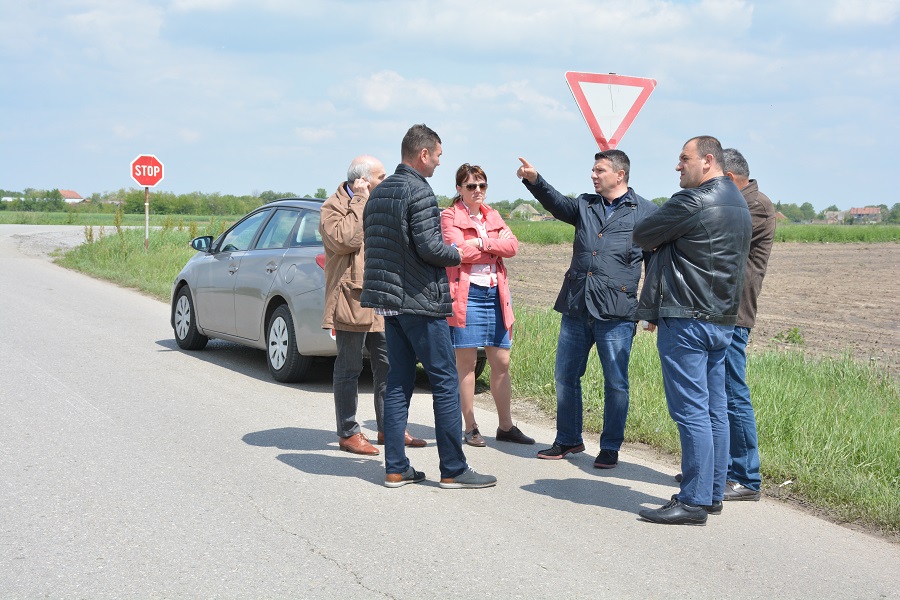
[0,188,326,216]
[2,186,898,224]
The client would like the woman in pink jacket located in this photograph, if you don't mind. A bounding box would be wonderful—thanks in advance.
[441,164,534,447]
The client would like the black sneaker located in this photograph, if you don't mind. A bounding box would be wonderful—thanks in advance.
[384,466,426,488]
[536,442,585,460]
[593,449,619,469]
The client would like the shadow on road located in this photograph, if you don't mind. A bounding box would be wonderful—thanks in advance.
[242,426,382,485]
[522,477,668,514]
[156,338,335,390]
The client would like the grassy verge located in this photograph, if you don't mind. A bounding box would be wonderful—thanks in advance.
[55,224,220,301]
[52,227,900,534]
[0,211,241,227]
[510,308,899,534]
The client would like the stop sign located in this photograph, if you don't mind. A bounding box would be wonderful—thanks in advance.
[131,154,165,187]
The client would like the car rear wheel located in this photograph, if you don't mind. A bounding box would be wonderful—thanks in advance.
[267,304,313,383]
[173,286,208,350]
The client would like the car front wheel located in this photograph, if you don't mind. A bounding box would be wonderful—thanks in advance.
[266,304,312,383]
[173,286,208,350]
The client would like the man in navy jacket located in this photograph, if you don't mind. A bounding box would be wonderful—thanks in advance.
[517,150,657,469]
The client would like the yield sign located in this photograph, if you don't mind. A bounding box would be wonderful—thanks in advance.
[565,72,656,150]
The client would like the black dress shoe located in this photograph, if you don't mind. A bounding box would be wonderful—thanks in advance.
[704,500,723,515]
[639,495,708,525]
[496,425,535,445]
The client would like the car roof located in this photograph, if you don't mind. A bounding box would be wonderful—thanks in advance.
[262,198,325,211]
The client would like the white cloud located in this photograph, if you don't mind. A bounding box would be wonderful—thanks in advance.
[170,0,239,10]
[351,71,454,112]
[294,127,336,143]
[827,0,900,24]
[178,129,201,143]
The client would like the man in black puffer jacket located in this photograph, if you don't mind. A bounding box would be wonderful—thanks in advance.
[634,135,751,526]
[362,124,497,490]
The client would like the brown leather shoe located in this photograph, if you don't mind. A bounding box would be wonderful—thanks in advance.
[338,432,379,456]
[376,430,428,447]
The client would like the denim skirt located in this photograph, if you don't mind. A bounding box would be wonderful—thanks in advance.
[450,284,511,349]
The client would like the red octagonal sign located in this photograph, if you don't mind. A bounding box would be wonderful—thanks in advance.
[131,154,165,187]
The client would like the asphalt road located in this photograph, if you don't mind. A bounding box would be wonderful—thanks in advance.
[1,225,897,599]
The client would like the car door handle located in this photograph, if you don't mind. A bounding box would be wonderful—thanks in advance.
[266,264,278,274]
[229,265,239,274]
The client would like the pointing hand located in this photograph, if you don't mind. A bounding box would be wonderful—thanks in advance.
[517,157,538,184]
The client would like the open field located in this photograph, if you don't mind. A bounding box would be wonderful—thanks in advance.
[506,242,900,373]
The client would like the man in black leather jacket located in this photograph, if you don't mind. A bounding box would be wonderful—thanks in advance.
[362,124,497,490]
[634,136,751,525]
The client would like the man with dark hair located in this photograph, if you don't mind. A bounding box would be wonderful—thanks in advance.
[320,154,427,456]
[516,150,657,469]
[720,147,776,501]
[362,124,497,489]
[634,136,751,525]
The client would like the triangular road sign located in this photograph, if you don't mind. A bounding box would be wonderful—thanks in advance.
[565,72,657,150]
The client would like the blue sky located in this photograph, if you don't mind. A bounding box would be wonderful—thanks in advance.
[2,0,898,210]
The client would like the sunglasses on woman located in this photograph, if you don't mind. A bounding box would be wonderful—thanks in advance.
[464,183,488,191]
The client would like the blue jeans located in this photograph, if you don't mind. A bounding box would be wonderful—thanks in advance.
[333,330,388,438]
[657,317,733,506]
[725,326,761,491]
[554,315,635,450]
[383,314,467,479]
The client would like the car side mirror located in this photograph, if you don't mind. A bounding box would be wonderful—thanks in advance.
[191,236,213,252]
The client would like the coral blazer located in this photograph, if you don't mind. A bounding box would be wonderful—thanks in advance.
[440,200,518,331]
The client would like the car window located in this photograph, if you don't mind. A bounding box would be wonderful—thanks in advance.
[256,209,303,250]
[219,209,271,252]
[293,211,322,247]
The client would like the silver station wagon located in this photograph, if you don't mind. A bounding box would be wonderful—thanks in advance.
[170,198,485,383]
[170,199,335,382]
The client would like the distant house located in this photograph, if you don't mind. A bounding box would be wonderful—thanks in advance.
[849,207,881,224]
[824,211,847,224]
[775,211,789,222]
[59,189,83,204]
[510,203,542,221]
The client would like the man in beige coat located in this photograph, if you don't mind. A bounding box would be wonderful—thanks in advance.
[320,155,426,455]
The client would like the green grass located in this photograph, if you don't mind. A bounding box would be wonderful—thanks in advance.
[506,220,900,245]
[510,308,899,534]
[50,226,900,534]
[774,223,900,242]
[508,220,575,244]
[0,211,241,227]
[55,223,223,301]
